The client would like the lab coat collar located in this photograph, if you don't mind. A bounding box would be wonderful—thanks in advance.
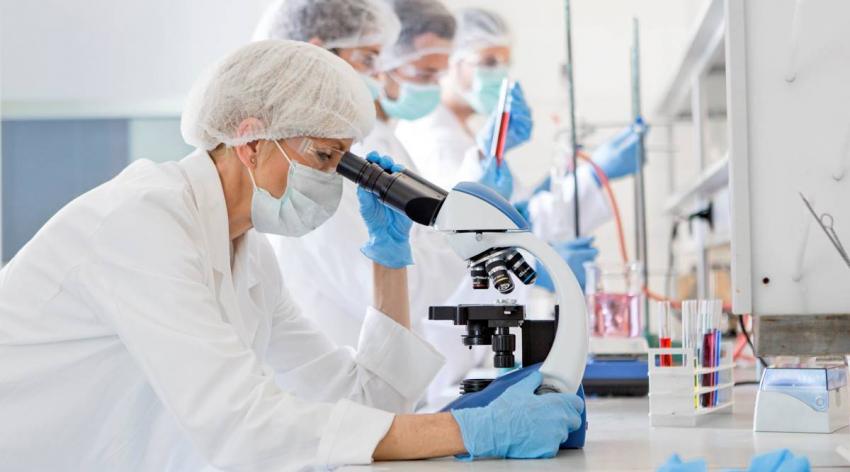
[178,149,231,274]
[178,149,260,343]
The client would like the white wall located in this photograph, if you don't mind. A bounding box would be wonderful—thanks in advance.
[0,0,269,116]
[0,0,711,287]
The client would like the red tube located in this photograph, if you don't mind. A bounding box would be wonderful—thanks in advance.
[491,79,512,168]
[495,110,510,167]
[659,337,672,366]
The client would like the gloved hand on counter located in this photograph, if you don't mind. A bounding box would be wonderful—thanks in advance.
[592,117,647,181]
[657,454,707,472]
[746,449,810,472]
[535,237,599,292]
[357,152,413,268]
[477,156,514,201]
[476,82,533,156]
[657,448,811,472]
[450,370,584,460]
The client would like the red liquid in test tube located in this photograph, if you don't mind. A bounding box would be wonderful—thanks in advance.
[701,331,714,407]
[491,79,512,168]
[653,301,673,367]
[660,337,672,366]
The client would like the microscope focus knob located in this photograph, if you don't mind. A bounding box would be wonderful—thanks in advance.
[492,333,516,352]
[492,333,516,368]
[494,353,515,368]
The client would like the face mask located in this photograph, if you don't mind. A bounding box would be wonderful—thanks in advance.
[379,77,441,121]
[462,66,508,115]
[361,73,382,100]
[248,140,343,237]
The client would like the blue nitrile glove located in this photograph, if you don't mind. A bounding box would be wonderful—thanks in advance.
[535,237,599,292]
[450,370,584,460]
[357,152,413,268]
[478,156,514,200]
[476,82,533,156]
[656,449,810,472]
[747,449,810,472]
[531,175,551,195]
[657,454,707,472]
[514,199,530,222]
[592,117,647,181]
[513,175,551,221]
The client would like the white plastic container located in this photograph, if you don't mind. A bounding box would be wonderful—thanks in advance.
[648,342,734,427]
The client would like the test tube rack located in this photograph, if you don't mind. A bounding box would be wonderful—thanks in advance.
[647,342,734,427]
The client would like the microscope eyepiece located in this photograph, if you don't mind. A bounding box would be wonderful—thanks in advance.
[337,152,448,226]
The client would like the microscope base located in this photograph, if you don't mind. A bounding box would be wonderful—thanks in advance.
[583,356,649,397]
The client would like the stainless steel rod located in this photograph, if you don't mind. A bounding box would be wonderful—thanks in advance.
[631,18,649,334]
[564,0,580,238]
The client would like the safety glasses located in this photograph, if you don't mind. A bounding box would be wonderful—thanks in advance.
[347,49,382,75]
[280,138,344,174]
[392,63,446,85]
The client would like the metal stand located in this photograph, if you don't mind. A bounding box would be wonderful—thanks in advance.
[564,0,581,238]
[631,18,650,335]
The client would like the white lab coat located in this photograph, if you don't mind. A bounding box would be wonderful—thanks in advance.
[0,149,444,472]
[395,104,613,238]
[270,120,491,408]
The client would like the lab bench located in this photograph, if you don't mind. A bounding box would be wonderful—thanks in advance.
[351,386,850,471]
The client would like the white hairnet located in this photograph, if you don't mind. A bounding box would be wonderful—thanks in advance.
[252,0,400,50]
[452,8,512,62]
[380,0,456,70]
[181,40,376,150]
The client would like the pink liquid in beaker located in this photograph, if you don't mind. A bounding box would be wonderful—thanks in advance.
[592,292,642,337]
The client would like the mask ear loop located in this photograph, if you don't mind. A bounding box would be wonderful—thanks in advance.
[272,139,294,166]
[247,139,294,191]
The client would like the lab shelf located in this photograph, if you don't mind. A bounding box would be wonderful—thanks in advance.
[654,0,726,119]
[665,156,729,215]
[654,0,730,299]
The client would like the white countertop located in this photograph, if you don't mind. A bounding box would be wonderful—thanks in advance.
[348,386,850,471]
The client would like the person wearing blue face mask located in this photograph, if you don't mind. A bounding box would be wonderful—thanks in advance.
[395,8,529,199]
[374,0,454,122]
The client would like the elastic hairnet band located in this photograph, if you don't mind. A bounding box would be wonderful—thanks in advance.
[323,32,389,51]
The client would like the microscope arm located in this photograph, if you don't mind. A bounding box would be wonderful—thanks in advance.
[337,153,589,394]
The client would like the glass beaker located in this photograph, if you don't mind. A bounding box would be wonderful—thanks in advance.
[583,261,644,338]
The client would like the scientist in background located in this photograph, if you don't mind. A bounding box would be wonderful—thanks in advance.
[396,8,645,286]
[0,40,583,469]
[257,0,488,407]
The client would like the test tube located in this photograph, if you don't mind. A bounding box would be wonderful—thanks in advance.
[490,78,513,168]
[681,300,700,362]
[681,300,700,409]
[699,300,714,408]
[653,301,673,366]
[710,299,723,406]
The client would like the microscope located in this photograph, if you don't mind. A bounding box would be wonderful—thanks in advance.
[338,153,589,449]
